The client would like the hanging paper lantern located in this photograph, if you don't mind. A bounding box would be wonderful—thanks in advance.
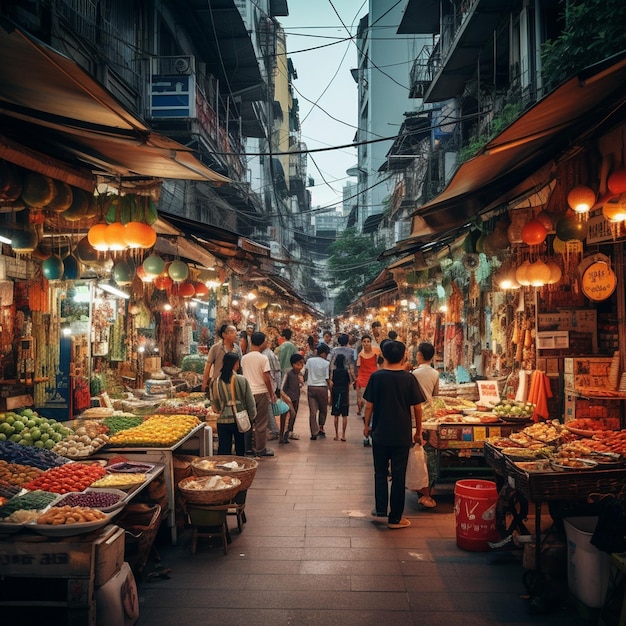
[103,222,128,251]
[555,215,588,241]
[136,264,152,282]
[168,259,189,282]
[527,259,552,287]
[75,236,99,266]
[601,195,626,222]
[567,185,596,214]
[193,282,209,297]
[178,282,195,297]
[521,219,548,245]
[10,228,38,254]
[124,222,157,249]
[154,274,173,290]
[42,254,64,280]
[536,210,556,232]
[515,260,532,286]
[63,254,80,280]
[47,181,73,213]
[142,254,165,277]
[490,221,510,250]
[546,260,562,285]
[552,237,567,254]
[112,259,135,285]
[88,222,110,251]
[607,166,626,195]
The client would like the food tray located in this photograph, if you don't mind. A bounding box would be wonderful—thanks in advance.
[90,473,148,490]
[54,488,127,512]
[107,461,156,473]
[564,425,603,438]
[28,513,112,537]
[550,458,598,472]
[505,457,626,502]
[499,415,533,423]
[178,475,241,505]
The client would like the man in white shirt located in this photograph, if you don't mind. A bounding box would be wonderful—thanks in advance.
[411,342,439,507]
[241,332,277,457]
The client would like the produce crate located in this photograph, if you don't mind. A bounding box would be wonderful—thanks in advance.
[0,524,124,626]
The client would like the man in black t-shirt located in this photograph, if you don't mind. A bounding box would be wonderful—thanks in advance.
[363,340,425,529]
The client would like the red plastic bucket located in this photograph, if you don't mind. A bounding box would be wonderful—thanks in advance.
[454,479,499,551]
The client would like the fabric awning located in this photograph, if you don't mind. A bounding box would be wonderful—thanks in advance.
[0,22,230,184]
[410,51,626,237]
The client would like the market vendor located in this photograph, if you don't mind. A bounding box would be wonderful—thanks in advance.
[202,324,243,392]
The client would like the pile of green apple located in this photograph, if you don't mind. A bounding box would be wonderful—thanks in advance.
[0,409,72,449]
[492,399,535,419]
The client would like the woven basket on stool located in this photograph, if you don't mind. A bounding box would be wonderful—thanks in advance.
[178,475,242,505]
[191,455,258,491]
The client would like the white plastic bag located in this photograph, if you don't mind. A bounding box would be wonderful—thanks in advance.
[406,444,429,491]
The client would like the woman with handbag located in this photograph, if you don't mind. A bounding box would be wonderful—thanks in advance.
[210,352,257,455]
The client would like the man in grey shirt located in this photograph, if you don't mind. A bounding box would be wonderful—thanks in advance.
[303,345,330,439]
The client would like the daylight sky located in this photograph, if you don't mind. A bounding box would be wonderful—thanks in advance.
[280,1,368,212]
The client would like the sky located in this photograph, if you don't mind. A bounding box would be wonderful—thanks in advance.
[280,1,368,212]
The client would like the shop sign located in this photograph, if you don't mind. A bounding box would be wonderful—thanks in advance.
[581,261,617,301]
[587,210,626,244]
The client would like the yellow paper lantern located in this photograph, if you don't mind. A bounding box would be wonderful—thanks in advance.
[515,260,532,286]
[527,260,552,287]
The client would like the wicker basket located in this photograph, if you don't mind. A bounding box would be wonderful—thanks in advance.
[191,455,258,491]
[178,475,242,505]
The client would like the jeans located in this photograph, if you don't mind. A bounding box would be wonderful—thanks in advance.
[217,422,245,456]
[372,443,410,523]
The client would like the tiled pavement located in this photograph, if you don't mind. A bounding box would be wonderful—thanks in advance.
[138,404,591,625]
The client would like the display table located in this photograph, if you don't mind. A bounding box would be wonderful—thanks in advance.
[100,422,208,545]
[484,442,626,579]
[423,421,525,485]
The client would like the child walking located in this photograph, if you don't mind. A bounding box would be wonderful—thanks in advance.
[280,353,305,443]
[331,354,353,441]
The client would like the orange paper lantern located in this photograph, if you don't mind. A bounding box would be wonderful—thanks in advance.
[567,185,596,214]
[88,223,110,251]
[103,222,128,251]
[608,166,626,195]
[124,222,157,249]
[521,219,548,245]
[178,282,196,297]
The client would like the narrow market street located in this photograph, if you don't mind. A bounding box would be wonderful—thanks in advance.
[138,397,587,626]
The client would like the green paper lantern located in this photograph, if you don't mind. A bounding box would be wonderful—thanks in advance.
[142,254,165,277]
[168,259,189,282]
[42,254,64,280]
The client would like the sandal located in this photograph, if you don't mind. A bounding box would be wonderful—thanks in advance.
[418,495,437,508]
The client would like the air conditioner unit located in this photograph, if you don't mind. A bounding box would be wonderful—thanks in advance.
[175,58,191,74]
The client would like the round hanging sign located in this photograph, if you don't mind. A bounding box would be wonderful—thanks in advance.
[581,261,617,301]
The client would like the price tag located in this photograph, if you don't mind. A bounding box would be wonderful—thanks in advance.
[477,380,501,407]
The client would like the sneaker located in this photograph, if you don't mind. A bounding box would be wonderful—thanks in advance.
[279,435,290,444]
[288,432,300,440]
[256,449,275,457]
[317,430,326,438]
[310,435,317,440]
[388,518,411,529]
[371,509,387,518]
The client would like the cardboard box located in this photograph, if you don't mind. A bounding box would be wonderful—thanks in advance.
[0,394,33,411]
[95,525,125,586]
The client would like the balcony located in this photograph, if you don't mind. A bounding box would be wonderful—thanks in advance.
[409,44,439,99]
[149,56,246,181]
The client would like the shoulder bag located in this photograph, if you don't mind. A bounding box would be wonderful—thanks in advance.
[231,376,251,433]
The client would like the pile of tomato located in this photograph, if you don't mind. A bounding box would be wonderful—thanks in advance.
[23,462,107,494]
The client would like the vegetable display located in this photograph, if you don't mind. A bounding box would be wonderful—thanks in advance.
[0,440,70,470]
[23,462,106,494]
[107,414,200,447]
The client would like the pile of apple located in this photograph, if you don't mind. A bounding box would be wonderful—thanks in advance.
[0,409,72,448]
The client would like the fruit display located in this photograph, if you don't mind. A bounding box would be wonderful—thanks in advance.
[423,397,477,420]
[0,490,58,520]
[23,462,106,494]
[156,401,212,418]
[0,440,70,470]
[102,415,145,434]
[51,430,109,459]
[90,473,148,489]
[107,414,201,447]
[0,410,72,448]
[36,505,108,525]
[55,490,124,510]
[492,400,535,420]
[0,459,43,485]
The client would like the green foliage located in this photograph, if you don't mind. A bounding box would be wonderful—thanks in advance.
[326,228,385,314]
[459,103,523,163]
[541,0,626,91]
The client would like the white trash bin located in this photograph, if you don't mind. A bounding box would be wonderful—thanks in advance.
[563,516,611,608]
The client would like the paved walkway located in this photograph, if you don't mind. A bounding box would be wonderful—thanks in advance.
[138,398,589,625]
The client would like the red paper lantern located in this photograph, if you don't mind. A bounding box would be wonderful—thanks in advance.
[178,282,195,297]
[154,274,173,290]
[608,166,626,195]
[520,219,548,245]
[193,282,209,297]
